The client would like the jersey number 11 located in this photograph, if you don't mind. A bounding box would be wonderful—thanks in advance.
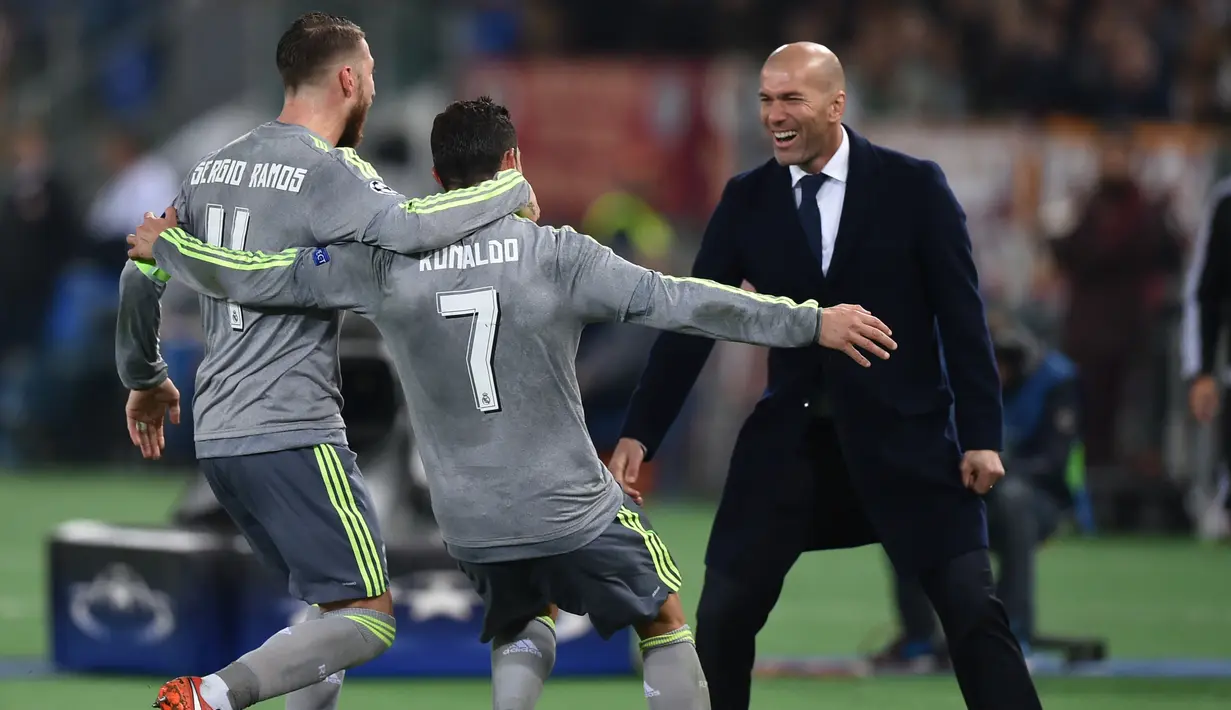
[437,287,501,413]
[205,204,251,332]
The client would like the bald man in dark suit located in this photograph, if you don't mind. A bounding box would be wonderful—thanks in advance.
[609,43,1042,710]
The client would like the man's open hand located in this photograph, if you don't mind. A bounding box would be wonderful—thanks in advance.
[127,206,178,261]
[818,304,897,367]
[126,378,181,460]
[960,449,1004,495]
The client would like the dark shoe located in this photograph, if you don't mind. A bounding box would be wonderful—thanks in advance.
[868,636,950,673]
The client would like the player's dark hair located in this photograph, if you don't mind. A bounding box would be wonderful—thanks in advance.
[430,96,518,190]
[276,12,366,92]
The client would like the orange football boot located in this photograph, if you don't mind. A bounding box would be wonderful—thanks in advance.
[153,676,214,710]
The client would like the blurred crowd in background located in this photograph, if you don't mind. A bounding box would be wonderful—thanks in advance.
[0,0,1227,534]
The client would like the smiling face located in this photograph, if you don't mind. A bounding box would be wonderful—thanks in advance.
[759,43,846,172]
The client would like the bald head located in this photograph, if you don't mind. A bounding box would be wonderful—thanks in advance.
[759,42,847,172]
[764,42,845,94]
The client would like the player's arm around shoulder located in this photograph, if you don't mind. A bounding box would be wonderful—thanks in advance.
[131,208,383,314]
[302,145,533,255]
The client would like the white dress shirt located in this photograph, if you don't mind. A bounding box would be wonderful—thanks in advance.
[790,126,850,274]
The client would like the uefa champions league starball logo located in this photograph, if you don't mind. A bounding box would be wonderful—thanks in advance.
[68,564,176,644]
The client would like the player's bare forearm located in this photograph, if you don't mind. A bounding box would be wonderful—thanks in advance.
[365,169,532,254]
[116,260,169,390]
[624,272,819,348]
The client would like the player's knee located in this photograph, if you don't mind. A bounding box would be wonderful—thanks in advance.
[319,588,394,616]
[636,592,688,640]
[494,607,558,644]
[493,615,559,669]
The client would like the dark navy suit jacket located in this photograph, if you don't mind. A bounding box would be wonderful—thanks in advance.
[621,127,1003,573]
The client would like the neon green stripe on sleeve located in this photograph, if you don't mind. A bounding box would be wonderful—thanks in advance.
[159,228,298,271]
[402,170,526,215]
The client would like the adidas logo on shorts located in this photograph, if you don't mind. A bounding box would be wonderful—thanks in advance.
[644,681,661,697]
[503,639,542,658]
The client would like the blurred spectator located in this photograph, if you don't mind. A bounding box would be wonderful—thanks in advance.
[467,0,523,57]
[84,127,178,273]
[0,123,82,362]
[880,6,967,118]
[1180,22,1231,121]
[518,0,1228,122]
[1073,16,1170,118]
[0,10,11,107]
[1049,128,1185,469]
[87,0,162,118]
[0,123,83,463]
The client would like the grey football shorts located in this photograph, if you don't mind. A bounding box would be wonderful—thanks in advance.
[201,443,388,605]
[458,496,682,642]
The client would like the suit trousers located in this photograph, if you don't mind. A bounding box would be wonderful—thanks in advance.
[895,473,1062,644]
[693,419,1042,710]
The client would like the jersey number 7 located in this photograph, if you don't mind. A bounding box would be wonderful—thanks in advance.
[205,204,251,332]
[437,287,501,413]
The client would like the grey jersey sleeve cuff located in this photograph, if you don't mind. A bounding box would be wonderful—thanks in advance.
[116,260,169,390]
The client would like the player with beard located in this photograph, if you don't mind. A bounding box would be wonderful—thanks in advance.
[114,13,534,710]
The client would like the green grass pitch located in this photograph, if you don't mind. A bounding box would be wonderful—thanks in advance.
[1,470,1229,708]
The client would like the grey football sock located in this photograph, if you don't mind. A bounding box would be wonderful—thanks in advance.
[491,615,557,710]
[284,606,346,710]
[216,607,394,709]
[640,626,710,710]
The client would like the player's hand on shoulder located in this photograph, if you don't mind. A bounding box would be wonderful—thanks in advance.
[607,437,646,505]
[510,148,540,223]
[127,206,178,261]
[125,378,181,460]
[818,304,896,367]
[517,182,540,223]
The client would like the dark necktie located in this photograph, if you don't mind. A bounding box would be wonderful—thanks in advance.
[797,173,828,268]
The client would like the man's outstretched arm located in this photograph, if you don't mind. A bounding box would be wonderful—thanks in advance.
[304,147,533,255]
[137,218,387,315]
[553,226,895,355]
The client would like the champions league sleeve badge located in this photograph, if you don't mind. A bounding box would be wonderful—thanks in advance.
[369,179,399,196]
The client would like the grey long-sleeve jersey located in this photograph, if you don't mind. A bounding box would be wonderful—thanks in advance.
[115,121,530,458]
[144,217,821,562]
